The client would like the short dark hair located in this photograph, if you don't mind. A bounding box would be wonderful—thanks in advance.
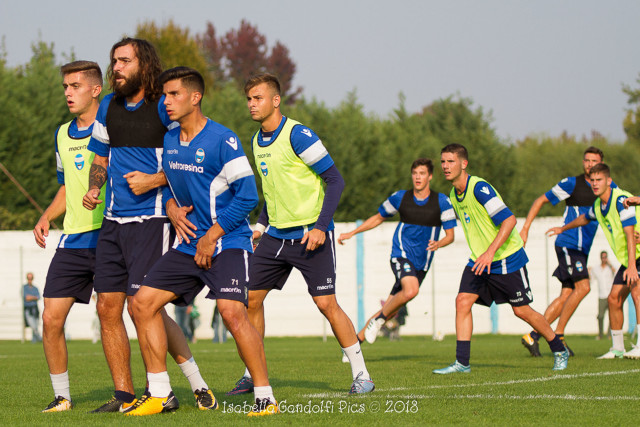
[60,60,102,85]
[108,37,163,101]
[589,162,610,178]
[441,143,468,161]
[584,146,604,161]
[244,73,281,96]
[159,66,205,98]
[411,158,434,175]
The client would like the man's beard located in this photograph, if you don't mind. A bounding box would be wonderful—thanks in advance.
[114,71,143,98]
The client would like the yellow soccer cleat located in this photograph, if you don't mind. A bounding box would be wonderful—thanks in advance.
[194,388,218,410]
[247,397,279,417]
[42,396,73,412]
[124,391,179,416]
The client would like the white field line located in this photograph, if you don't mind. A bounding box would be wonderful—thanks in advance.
[304,369,640,399]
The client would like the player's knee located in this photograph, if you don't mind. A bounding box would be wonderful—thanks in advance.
[404,285,419,301]
[42,308,64,332]
[455,294,474,311]
[314,296,338,316]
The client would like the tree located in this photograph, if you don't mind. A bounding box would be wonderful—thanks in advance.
[623,73,640,146]
[198,20,302,101]
[135,20,211,88]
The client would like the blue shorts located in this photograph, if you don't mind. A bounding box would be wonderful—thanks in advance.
[249,231,337,297]
[43,248,95,304]
[613,258,640,285]
[94,218,173,296]
[389,257,427,296]
[142,248,250,306]
[459,265,533,307]
[552,246,589,289]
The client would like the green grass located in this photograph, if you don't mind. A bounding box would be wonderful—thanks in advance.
[2,334,640,425]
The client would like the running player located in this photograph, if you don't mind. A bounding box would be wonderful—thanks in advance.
[227,73,374,396]
[548,163,640,359]
[34,61,104,412]
[82,38,214,412]
[338,158,455,344]
[433,144,569,374]
[126,67,278,416]
[519,147,607,357]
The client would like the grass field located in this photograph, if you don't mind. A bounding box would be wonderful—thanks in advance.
[2,334,639,426]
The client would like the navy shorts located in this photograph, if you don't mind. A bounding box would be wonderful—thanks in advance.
[94,218,173,296]
[249,231,337,297]
[142,248,249,306]
[43,248,96,304]
[613,258,640,285]
[459,265,533,307]
[389,257,427,296]
[552,246,589,289]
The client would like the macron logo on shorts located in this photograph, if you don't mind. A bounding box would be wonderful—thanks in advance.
[221,287,242,293]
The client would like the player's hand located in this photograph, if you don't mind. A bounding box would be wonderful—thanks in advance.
[301,228,326,251]
[623,265,639,286]
[472,250,495,275]
[195,231,217,269]
[82,188,103,210]
[623,196,640,208]
[167,201,197,244]
[252,230,262,250]
[337,232,352,245]
[546,227,563,237]
[33,216,50,248]
[123,171,155,196]
[519,228,529,247]
[427,239,440,251]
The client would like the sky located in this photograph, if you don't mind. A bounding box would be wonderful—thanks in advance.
[1,0,639,142]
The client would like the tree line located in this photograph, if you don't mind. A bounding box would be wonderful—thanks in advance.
[2,20,640,230]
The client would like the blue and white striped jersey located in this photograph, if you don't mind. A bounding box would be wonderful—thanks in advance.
[163,119,258,257]
[379,190,456,271]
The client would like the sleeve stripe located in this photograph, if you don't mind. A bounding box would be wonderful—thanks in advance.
[551,184,570,201]
[91,121,110,145]
[484,197,507,217]
[620,207,635,222]
[298,140,329,166]
[440,207,456,223]
[382,199,398,216]
[210,156,254,197]
[56,152,63,172]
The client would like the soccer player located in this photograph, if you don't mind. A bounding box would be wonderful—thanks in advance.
[338,158,456,344]
[548,163,640,359]
[433,144,569,374]
[519,147,606,357]
[227,73,374,395]
[126,67,278,416]
[34,61,104,412]
[82,38,213,413]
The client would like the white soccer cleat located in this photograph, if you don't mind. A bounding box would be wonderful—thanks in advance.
[364,318,386,344]
[597,348,624,359]
[623,345,640,359]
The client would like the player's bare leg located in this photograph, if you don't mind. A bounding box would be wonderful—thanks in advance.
[97,292,134,394]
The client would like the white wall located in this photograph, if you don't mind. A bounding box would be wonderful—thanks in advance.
[0,217,628,340]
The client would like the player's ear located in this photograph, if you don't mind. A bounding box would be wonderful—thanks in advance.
[272,94,281,109]
[461,159,468,170]
[92,84,103,98]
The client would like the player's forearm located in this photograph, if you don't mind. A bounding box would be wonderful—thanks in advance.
[347,213,385,237]
[314,165,345,232]
[437,228,455,248]
[488,215,517,255]
[560,214,589,232]
[624,225,636,268]
[521,194,548,231]
[150,171,168,190]
[89,155,108,190]
[42,186,67,222]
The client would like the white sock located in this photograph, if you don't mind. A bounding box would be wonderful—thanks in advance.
[178,357,208,392]
[50,371,71,401]
[147,371,172,398]
[244,367,252,379]
[342,342,370,380]
[254,385,274,402]
[611,329,625,351]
